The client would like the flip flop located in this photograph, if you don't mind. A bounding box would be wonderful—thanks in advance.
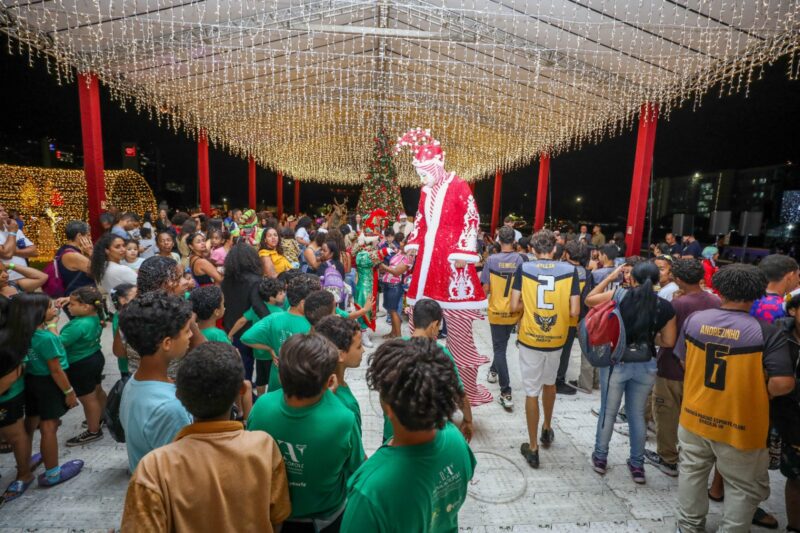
[0,477,34,504]
[37,460,84,488]
[752,507,779,530]
[29,453,43,472]
[0,442,12,454]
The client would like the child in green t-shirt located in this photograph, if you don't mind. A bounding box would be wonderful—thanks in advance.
[61,285,109,447]
[228,278,286,395]
[341,337,476,533]
[14,293,84,489]
[110,283,137,378]
[248,333,364,529]
[313,315,364,436]
[189,286,229,344]
[241,275,319,394]
[189,286,253,419]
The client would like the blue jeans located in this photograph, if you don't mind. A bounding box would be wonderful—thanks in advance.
[382,282,404,313]
[594,359,657,468]
[489,324,514,394]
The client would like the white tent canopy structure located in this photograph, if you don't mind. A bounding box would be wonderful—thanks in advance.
[1,0,798,185]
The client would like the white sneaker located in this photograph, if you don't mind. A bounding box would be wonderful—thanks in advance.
[361,331,374,348]
[487,371,498,384]
[499,393,514,410]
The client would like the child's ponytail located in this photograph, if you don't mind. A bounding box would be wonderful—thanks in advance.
[72,286,110,327]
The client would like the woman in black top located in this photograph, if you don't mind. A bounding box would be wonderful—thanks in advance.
[585,261,677,484]
[221,244,269,383]
[56,221,95,296]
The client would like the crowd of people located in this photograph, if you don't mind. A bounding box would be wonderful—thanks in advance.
[0,201,798,533]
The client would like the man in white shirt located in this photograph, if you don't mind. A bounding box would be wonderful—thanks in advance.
[0,204,38,282]
[502,216,522,242]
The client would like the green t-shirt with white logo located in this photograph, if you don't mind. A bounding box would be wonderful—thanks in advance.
[60,315,102,364]
[341,423,476,533]
[25,329,68,376]
[248,390,364,520]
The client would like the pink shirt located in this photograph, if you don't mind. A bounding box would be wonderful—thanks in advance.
[381,253,410,284]
[210,247,228,267]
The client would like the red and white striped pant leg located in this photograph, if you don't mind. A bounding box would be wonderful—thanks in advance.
[442,309,493,407]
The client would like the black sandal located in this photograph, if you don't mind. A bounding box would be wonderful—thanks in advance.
[519,443,539,469]
[751,507,778,530]
[0,442,12,454]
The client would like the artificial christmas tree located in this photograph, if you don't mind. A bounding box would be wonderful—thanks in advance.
[357,129,404,220]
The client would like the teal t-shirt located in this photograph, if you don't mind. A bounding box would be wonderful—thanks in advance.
[25,329,68,376]
[267,303,285,315]
[341,423,476,533]
[0,372,24,403]
[335,383,362,435]
[248,390,364,520]
[383,338,464,442]
[112,314,129,374]
[201,326,231,344]
[60,315,103,364]
[242,311,310,363]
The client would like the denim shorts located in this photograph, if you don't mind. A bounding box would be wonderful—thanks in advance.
[382,282,404,313]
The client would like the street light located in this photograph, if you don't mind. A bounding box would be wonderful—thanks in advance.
[576,196,583,203]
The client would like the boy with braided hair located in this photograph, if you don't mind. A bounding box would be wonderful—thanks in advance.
[341,337,475,532]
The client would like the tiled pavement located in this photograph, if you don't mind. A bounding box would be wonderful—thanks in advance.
[0,314,788,531]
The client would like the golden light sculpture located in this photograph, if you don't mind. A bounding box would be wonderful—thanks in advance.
[0,1,798,185]
[0,164,157,259]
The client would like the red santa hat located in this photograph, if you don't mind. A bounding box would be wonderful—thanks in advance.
[395,128,444,167]
[363,209,388,234]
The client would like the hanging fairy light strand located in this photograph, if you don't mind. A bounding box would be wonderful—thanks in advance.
[0,0,797,185]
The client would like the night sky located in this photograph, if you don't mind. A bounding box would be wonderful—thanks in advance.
[1,38,798,224]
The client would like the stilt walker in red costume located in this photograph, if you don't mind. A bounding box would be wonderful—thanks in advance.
[395,128,492,406]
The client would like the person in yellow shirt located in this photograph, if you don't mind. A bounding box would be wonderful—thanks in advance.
[510,230,579,469]
[480,226,524,410]
[259,227,293,278]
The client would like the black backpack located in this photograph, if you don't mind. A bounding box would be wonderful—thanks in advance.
[103,375,130,443]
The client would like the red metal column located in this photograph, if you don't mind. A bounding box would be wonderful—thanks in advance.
[248,156,256,210]
[490,170,503,236]
[624,103,659,256]
[276,171,284,219]
[198,130,210,215]
[294,180,300,215]
[534,153,550,231]
[77,73,106,241]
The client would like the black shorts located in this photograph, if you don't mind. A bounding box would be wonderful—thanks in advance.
[781,442,800,480]
[25,374,68,421]
[255,359,272,387]
[0,391,25,429]
[66,351,105,397]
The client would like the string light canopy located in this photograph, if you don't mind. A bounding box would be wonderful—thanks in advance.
[1,1,798,185]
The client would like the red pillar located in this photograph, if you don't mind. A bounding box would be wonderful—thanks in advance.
[294,180,301,215]
[624,103,659,256]
[490,170,503,236]
[534,153,550,231]
[77,73,106,241]
[198,130,210,215]
[248,156,256,210]
[276,171,284,219]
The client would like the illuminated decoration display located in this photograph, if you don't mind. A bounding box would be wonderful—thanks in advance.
[0,1,797,185]
[0,164,157,259]
[357,130,404,219]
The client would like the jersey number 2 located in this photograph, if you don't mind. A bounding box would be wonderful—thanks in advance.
[537,275,555,310]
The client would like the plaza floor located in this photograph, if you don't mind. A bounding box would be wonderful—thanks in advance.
[0,313,788,532]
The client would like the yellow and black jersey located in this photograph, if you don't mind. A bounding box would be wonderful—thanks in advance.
[676,308,794,450]
[569,265,588,328]
[480,252,525,325]
[512,260,579,351]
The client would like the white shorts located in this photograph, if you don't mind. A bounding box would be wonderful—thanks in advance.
[518,344,561,397]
